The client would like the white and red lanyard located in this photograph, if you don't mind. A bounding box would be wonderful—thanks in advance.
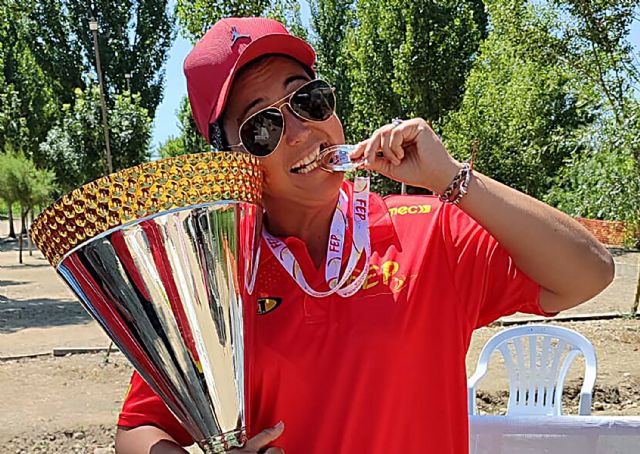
[262,176,371,298]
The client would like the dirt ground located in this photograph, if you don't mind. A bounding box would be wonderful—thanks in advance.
[1,219,640,453]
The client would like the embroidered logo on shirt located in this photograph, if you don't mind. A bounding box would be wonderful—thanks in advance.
[346,260,415,295]
[388,204,431,216]
[257,296,282,315]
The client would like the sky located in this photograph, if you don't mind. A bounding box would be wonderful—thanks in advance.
[150,5,640,152]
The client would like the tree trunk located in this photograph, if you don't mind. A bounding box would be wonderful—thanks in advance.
[7,203,16,238]
[633,269,640,315]
[18,230,23,264]
[28,209,33,256]
[20,212,27,236]
[18,206,26,264]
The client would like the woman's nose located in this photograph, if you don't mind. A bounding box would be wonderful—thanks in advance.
[281,105,311,147]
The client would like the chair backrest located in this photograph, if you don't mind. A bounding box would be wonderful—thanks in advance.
[467,324,597,416]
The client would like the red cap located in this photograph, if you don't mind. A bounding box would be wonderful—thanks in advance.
[184,17,316,143]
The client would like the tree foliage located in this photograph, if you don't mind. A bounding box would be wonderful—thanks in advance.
[176,0,306,43]
[158,136,185,158]
[344,0,486,138]
[0,0,57,162]
[177,95,210,153]
[158,95,210,158]
[0,0,164,191]
[309,0,355,127]
[335,0,487,194]
[540,0,640,122]
[27,0,174,119]
[39,87,152,192]
[441,0,595,198]
[0,151,56,256]
[546,106,640,226]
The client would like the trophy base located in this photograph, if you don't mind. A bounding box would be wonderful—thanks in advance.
[200,428,247,453]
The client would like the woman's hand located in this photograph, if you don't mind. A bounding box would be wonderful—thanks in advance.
[229,422,285,454]
[350,118,460,194]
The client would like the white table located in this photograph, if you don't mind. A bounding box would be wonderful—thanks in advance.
[470,415,640,454]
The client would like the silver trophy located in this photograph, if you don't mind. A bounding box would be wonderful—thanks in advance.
[30,152,263,453]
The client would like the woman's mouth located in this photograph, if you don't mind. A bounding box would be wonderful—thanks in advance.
[290,143,330,174]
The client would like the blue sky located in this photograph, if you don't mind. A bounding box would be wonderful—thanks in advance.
[150,6,640,151]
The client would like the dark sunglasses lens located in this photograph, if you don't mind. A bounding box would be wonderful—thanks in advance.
[290,80,335,121]
[240,108,284,157]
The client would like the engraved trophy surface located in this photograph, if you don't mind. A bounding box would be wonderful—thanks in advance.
[30,152,263,453]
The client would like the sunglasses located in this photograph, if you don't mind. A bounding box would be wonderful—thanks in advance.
[229,79,336,157]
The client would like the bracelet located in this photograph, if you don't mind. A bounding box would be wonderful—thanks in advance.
[439,163,472,205]
[438,141,477,205]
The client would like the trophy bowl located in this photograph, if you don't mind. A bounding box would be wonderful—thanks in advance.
[30,152,263,453]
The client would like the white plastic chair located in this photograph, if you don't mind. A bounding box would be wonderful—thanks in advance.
[468,324,597,416]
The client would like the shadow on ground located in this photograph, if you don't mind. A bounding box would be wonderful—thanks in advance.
[0,261,51,269]
[0,236,41,253]
[1,238,54,266]
[0,280,28,287]
[0,296,91,333]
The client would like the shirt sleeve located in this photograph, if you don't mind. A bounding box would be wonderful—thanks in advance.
[118,371,194,447]
[441,203,556,329]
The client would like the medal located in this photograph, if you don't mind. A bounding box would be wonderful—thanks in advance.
[262,176,371,298]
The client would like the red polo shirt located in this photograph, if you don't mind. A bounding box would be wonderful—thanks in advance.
[118,182,551,453]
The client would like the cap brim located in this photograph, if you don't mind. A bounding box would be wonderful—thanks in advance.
[209,33,316,127]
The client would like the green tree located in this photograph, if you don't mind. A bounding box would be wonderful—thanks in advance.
[175,0,306,43]
[0,21,37,239]
[23,0,84,105]
[546,104,640,239]
[28,0,175,118]
[540,0,640,124]
[177,96,209,153]
[342,0,487,194]
[158,136,185,158]
[157,95,210,158]
[309,0,355,123]
[539,0,640,234]
[39,87,152,192]
[0,86,29,159]
[0,0,57,164]
[0,152,56,261]
[0,152,19,238]
[441,0,592,199]
[346,0,486,137]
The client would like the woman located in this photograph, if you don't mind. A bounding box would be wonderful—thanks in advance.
[115,17,614,454]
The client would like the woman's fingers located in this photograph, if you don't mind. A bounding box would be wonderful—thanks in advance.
[363,129,382,165]
[379,124,403,164]
[388,126,405,161]
[350,121,405,166]
[243,421,285,452]
[370,124,402,165]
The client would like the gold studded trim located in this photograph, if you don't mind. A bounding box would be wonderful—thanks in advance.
[30,152,263,268]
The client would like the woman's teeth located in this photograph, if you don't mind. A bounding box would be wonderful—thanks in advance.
[296,161,320,174]
[291,148,322,173]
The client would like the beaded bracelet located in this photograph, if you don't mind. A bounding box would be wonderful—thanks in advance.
[438,141,477,205]
[439,163,471,205]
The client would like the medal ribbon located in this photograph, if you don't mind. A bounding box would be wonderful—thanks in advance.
[262,176,371,298]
